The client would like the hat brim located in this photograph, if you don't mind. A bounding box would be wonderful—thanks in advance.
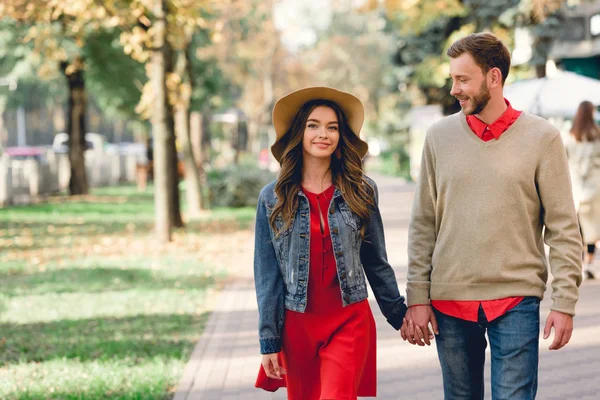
[270,87,368,163]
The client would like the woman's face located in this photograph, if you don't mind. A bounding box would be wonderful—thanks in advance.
[302,106,340,161]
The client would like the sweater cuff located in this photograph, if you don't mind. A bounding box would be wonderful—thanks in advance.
[386,303,408,330]
[259,337,281,354]
[551,297,577,316]
[406,283,431,307]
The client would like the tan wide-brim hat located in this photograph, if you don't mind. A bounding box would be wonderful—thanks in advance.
[271,86,368,163]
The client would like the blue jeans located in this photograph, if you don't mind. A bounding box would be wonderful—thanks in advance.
[433,296,540,400]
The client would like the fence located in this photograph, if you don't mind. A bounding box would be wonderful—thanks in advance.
[0,148,144,206]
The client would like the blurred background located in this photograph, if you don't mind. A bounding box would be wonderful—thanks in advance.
[1,0,600,399]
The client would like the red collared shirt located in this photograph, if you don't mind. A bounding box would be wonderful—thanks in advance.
[430,99,524,323]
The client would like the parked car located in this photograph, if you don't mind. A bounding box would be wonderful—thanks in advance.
[4,146,47,162]
[52,132,106,154]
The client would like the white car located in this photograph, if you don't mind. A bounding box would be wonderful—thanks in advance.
[52,132,107,153]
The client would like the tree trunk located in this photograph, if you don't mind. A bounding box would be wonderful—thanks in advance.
[201,109,212,165]
[175,47,203,216]
[167,102,184,228]
[151,0,172,243]
[535,64,547,78]
[61,57,88,196]
[190,111,207,210]
[164,42,184,228]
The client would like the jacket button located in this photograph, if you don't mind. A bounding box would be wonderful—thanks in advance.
[329,207,335,214]
[332,228,338,234]
[336,251,343,257]
[340,272,346,279]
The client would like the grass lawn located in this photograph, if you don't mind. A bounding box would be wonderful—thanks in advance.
[366,153,411,181]
[0,185,255,399]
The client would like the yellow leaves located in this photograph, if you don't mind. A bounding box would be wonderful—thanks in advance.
[120,27,151,64]
[135,81,154,119]
[356,0,415,14]
[408,1,464,34]
[139,15,152,27]
[106,15,121,28]
[64,64,78,76]
[196,16,208,29]
[211,30,223,44]
[94,7,107,19]
[50,7,63,20]
[166,72,181,92]
[530,0,566,22]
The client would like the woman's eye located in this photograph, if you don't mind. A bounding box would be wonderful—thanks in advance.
[308,124,317,129]
[328,126,338,131]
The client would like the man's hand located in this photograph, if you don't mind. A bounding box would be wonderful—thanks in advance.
[543,310,573,350]
[400,305,439,346]
[261,353,287,379]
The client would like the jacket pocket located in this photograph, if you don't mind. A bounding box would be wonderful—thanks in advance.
[339,202,359,230]
[338,202,361,253]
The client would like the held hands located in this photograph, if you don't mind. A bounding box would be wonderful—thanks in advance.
[400,305,439,346]
[544,310,573,350]
[261,353,287,379]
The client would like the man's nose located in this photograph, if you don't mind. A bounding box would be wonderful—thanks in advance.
[450,83,460,96]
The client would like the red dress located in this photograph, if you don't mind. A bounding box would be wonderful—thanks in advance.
[256,185,377,399]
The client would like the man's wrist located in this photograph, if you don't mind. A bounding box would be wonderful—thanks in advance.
[408,304,430,308]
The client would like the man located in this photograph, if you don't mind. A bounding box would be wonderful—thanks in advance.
[402,32,583,400]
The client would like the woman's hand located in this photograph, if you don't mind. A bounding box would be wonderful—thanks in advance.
[261,353,287,379]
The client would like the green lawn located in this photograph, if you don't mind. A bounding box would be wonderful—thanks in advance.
[366,152,411,181]
[0,185,255,399]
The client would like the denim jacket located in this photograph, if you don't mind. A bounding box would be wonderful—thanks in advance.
[253,176,407,354]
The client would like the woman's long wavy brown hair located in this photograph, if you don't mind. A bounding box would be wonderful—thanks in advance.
[269,99,375,237]
[571,101,600,142]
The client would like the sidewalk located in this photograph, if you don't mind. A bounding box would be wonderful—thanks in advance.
[174,175,600,400]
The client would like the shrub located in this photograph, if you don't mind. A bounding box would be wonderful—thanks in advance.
[207,162,276,208]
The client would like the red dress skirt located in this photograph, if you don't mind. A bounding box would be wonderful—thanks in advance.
[256,185,377,399]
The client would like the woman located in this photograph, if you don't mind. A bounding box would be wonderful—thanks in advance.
[566,100,600,279]
[253,87,407,399]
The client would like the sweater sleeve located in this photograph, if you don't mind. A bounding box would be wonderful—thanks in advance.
[407,135,437,307]
[537,134,583,316]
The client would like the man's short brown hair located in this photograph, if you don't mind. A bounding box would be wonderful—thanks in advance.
[447,32,511,85]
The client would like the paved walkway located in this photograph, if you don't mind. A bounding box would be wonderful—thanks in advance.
[174,175,600,400]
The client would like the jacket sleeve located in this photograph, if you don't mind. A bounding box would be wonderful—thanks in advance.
[360,179,407,330]
[537,134,583,316]
[253,193,285,353]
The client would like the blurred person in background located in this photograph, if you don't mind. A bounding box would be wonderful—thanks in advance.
[566,100,600,280]
[253,87,407,399]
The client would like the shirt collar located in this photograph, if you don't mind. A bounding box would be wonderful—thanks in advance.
[466,98,517,140]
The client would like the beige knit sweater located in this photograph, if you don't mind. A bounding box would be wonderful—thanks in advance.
[407,111,583,315]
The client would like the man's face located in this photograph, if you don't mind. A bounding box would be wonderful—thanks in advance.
[449,53,491,115]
